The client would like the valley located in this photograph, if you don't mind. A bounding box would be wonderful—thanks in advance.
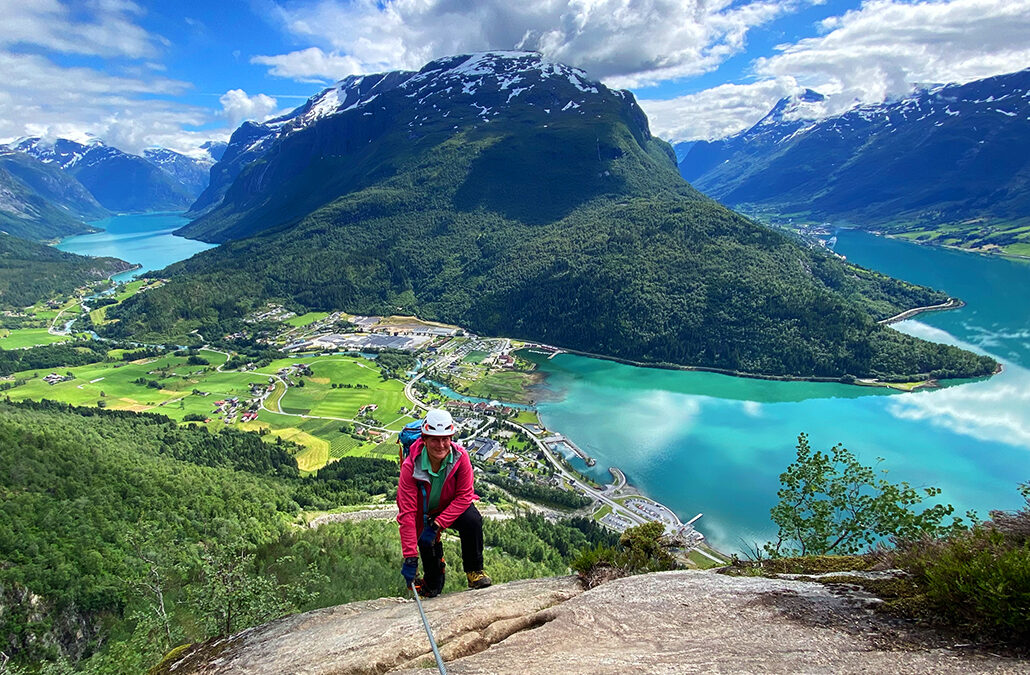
[1,32,1028,672]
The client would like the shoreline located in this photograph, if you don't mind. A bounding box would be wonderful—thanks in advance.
[878,232,1030,263]
[877,297,965,325]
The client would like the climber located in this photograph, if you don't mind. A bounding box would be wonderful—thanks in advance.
[398,408,492,597]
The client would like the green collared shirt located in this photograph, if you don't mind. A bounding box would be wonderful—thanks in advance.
[420,446,456,512]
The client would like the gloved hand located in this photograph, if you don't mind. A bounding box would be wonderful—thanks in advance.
[401,557,418,587]
[418,523,439,547]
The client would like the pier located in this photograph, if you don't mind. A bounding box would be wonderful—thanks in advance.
[542,434,596,466]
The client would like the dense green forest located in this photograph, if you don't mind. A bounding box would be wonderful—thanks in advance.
[0,233,130,309]
[0,341,110,376]
[107,187,995,379]
[0,399,615,673]
[0,152,108,241]
[105,55,995,380]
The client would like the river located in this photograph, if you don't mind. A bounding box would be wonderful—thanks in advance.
[529,230,1030,553]
[56,212,215,283]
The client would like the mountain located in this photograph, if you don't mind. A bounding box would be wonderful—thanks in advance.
[111,51,996,380]
[0,150,109,240]
[142,147,215,199]
[14,137,196,213]
[200,140,228,161]
[678,70,1030,254]
[0,232,131,307]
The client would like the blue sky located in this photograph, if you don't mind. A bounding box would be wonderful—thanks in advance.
[2,0,1028,152]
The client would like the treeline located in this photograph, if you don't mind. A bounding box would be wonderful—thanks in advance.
[0,398,615,673]
[0,341,109,376]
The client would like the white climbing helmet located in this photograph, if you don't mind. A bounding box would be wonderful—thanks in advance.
[421,408,455,437]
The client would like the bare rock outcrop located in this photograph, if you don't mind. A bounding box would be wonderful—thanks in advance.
[156,571,1025,674]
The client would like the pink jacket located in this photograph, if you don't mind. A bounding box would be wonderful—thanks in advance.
[396,437,478,559]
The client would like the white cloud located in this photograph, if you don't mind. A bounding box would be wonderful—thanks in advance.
[219,89,280,127]
[0,1,231,154]
[0,51,216,155]
[0,0,161,58]
[647,0,1030,142]
[251,48,369,83]
[755,0,1030,106]
[254,0,818,84]
[639,79,801,142]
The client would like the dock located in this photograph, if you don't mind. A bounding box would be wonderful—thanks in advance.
[542,434,596,466]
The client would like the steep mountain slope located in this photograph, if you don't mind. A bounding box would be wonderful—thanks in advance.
[14,137,196,212]
[0,232,130,307]
[678,70,1030,253]
[142,147,214,199]
[0,150,108,240]
[112,52,995,380]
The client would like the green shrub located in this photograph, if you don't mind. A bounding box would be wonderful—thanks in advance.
[571,522,678,587]
[884,483,1030,645]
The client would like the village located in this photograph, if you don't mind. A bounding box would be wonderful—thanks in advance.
[3,293,725,566]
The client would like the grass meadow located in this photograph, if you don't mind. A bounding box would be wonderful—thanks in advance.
[3,349,412,470]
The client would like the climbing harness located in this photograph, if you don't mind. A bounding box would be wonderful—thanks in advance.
[411,584,447,674]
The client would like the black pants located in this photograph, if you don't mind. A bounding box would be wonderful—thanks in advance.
[418,504,484,586]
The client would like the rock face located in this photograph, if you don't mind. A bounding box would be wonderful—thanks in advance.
[156,571,1023,674]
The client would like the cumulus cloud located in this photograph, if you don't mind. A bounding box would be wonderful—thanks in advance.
[646,0,1030,142]
[219,89,280,126]
[639,78,801,142]
[755,0,1030,106]
[0,51,216,155]
[251,48,369,83]
[0,0,161,58]
[254,0,817,83]
[0,1,229,154]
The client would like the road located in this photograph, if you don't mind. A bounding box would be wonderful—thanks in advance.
[502,419,650,528]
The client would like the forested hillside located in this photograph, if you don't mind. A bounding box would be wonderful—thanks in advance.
[0,399,615,673]
[0,233,131,308]
[0,151,108,240]
[678,69,1030,255]
[106,52,996,381]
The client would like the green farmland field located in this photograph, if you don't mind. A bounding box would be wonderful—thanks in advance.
[0,328,72,349]
[2,347,408,471]
[284,311,329,327]
[259,356,409,424]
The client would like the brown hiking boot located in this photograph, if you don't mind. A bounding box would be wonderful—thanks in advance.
[466,570,492,589]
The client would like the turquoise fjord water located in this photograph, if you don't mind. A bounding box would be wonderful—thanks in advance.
[57,215,1030,554]
[530,230,1030,553]
[57,212,215,283]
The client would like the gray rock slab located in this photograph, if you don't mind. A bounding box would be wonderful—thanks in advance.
[159,571,1025,675]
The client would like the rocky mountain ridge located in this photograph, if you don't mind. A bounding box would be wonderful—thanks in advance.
[677,69,1030,245]
[10,137,209,214]
[181,50,656,237]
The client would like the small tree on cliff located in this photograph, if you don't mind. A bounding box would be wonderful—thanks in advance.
[766,433,964,557]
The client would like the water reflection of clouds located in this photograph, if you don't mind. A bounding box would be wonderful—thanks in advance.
[741,401,762,417]
[619,391,702,450]
[887,321,1030,450]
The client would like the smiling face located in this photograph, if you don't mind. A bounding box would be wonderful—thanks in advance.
[423,434,452,465]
